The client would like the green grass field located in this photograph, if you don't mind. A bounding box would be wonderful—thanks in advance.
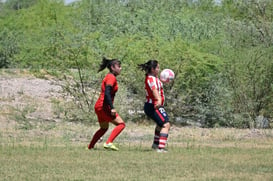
[1,122,273,181]
[1,145,273,181]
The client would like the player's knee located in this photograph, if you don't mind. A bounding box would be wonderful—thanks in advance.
[163,122,170,129]
[119,122,126,129]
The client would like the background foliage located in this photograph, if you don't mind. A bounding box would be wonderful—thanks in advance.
[0,0,272,128]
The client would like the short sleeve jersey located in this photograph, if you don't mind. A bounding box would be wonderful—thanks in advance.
[145,75,165,105]
[95,73,118,112]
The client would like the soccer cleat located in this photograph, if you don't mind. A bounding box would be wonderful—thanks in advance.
[86,146,96,151]
[103,142,119,151]
[156,148,168,153]
[151,143,158,149]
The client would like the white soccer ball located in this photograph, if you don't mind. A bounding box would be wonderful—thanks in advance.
[160,69,175,83]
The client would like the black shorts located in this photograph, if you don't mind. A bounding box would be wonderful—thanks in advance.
[144,102,169,127]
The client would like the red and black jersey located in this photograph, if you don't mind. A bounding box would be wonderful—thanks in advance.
[95,73,118,112]
[145,75,165,105]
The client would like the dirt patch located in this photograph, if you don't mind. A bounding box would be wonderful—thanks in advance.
[0,70,62,123]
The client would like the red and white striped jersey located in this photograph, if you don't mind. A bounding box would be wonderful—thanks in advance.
[145,75,165,105]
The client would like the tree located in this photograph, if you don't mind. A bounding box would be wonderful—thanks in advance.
[221,0,273,127]
[4,0,38,10]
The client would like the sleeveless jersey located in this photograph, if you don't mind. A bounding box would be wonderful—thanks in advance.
[94,73,118,112]
[145,75,165,105]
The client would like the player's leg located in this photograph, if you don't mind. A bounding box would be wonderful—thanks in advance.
[144,103,159,149]
[152,126,161,149]
[153,107,170,152]
[104,116,125,150]
[158,122,170,151]
[106,116,125,144]
[88,121,109,149]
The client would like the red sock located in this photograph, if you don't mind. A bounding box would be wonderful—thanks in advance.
[106,123,125,144]
[88,128,108,149]
[158,133,168,149]
[153,129,160,146]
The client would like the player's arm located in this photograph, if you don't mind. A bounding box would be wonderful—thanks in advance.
[105,85,116,116]
[152,89,162,109]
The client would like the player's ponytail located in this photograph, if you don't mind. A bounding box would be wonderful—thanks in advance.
[98,57,121,72]
[138,60,158,75]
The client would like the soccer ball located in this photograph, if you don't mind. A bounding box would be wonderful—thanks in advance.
[160,69,175,83]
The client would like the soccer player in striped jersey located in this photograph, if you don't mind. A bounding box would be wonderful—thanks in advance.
[88,57,125,151]
[138,60,171,153]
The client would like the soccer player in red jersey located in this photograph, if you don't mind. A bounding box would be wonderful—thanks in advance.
[138,60,170,153]
[88,57,125,151]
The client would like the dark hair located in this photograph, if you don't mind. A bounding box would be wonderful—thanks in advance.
[138,60,158,75]
[98,57,121,72]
